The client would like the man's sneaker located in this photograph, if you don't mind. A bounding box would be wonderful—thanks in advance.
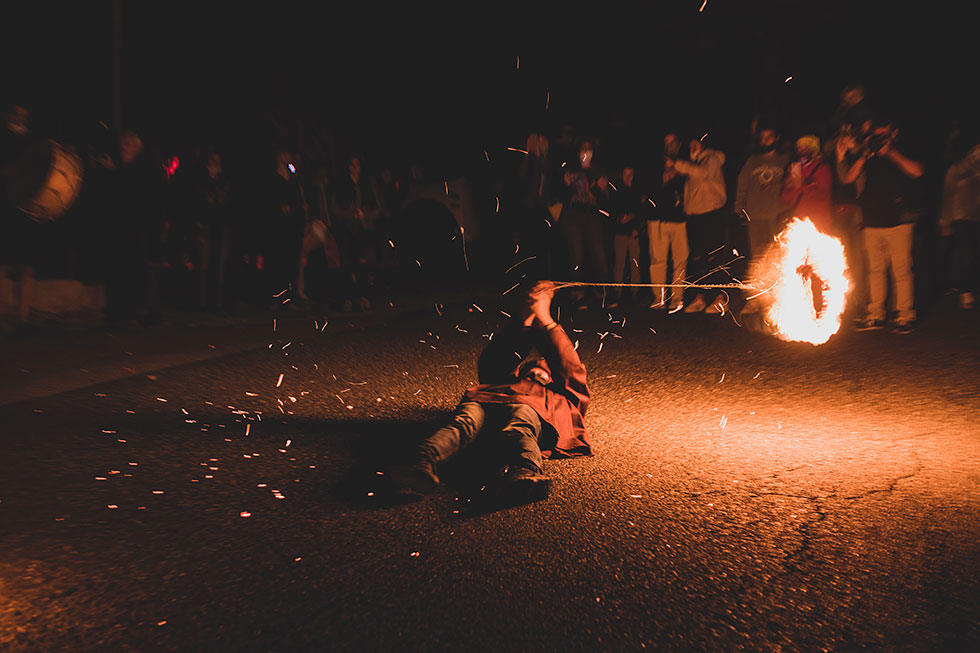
[706,298,727,315]
[495,466,551,504]
[892,321,916,335]
[649,300,667,310]
[684,295,707,313]
[855,318,885,331]
[386,460,440,494]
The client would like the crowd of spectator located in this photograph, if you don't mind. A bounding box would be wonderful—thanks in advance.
[492,83,979,334]
[3,81,979,335]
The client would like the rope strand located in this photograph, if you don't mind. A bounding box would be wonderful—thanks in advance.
[550,280,758,290]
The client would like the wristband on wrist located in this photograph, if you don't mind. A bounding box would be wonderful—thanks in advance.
[543,321,559,330]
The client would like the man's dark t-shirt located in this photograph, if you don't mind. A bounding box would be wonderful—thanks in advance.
[860,156,910,228]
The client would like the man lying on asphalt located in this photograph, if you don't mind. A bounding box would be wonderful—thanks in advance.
[388,281,592,504]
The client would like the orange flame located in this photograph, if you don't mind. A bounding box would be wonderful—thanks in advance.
[766,218,849,345]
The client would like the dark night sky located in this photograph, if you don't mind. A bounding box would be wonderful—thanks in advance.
[3,2,973,172]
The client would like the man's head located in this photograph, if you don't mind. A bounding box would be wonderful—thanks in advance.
[4,103,29,135]
[536,133,549,158]
[526,132,540,156]
[120,130,143,165]
[795,135,821,160]
[578,140,594,168]
[276,150,293,172]
[348,156,361,181]
[841,83,865,108]
[622,165,635,187]
[663,133,680,158]
[688,137,704,159]
[759,128,779,153]
[520,359,552,385]
[206,152,222,178]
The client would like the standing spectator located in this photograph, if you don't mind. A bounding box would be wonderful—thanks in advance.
[297,164,341,304]
[559,139,609,310]
[940,140,980,309]
[839,116,925,333]
[830,83,873,138]
[735,126,791,261]
[265,150,306,303]
[515,132,555,279]
[194,151,233,312]
[331,155,382,312]
[670,134,727,313]
[735,126,790,314]
[832,129,870,320]
[647,133,689,311]
[607,164,643,308]
[781,135,833,234]
[105,130,162,327]
[0,102,43,332]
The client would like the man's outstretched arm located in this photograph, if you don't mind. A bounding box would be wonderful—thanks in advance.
[526,282,590,415]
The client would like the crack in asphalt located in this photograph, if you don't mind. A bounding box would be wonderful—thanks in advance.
[771,463,923,576]
[842,463,924,501]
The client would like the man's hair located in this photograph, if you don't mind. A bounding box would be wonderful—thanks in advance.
[871,113,897,130]
[842,82,866,96]
[756,119,780,136]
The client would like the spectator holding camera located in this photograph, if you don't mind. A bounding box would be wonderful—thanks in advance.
[838,116,924,333]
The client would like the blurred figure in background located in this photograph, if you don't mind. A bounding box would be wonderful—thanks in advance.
[647,133,688,312]
[735,125,790,315]
[105,130,163,327]
[559,139,609,310]
[0,102,42,331]
[194,151,233,312]
[297,164,341,304]
[781,134,833,234]
[265,150,306,304]
[940,139,980,310]
[515,132,555,279]
[607,164,643,308]
[735,125,789,260]
[331,155,381,312]
[671,133,727,313]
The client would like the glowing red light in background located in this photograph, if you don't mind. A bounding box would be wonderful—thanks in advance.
[163,156,180,178]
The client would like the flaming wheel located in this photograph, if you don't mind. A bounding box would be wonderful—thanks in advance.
[766,218,850,345]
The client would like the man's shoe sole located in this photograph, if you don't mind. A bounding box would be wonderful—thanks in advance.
[387,466,440,494]
[855,322,884,331]
[496,476,551,504]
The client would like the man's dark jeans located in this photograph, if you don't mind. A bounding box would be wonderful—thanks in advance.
[418,401,544,473]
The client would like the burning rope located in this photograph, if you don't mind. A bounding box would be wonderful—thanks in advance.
[544,218,850,346]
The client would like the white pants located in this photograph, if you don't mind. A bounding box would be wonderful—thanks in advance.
[648,220,688,307]
[863,224,915,323]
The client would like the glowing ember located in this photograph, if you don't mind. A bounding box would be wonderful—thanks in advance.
[764,218,849,345]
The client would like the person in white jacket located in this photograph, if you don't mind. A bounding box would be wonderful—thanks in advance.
[669,136,728,312]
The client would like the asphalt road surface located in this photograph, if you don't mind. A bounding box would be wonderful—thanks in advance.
[2,296,979,651]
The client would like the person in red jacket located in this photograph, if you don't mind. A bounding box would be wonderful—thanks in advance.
[781,135,833,234]
[387,280,591,503]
